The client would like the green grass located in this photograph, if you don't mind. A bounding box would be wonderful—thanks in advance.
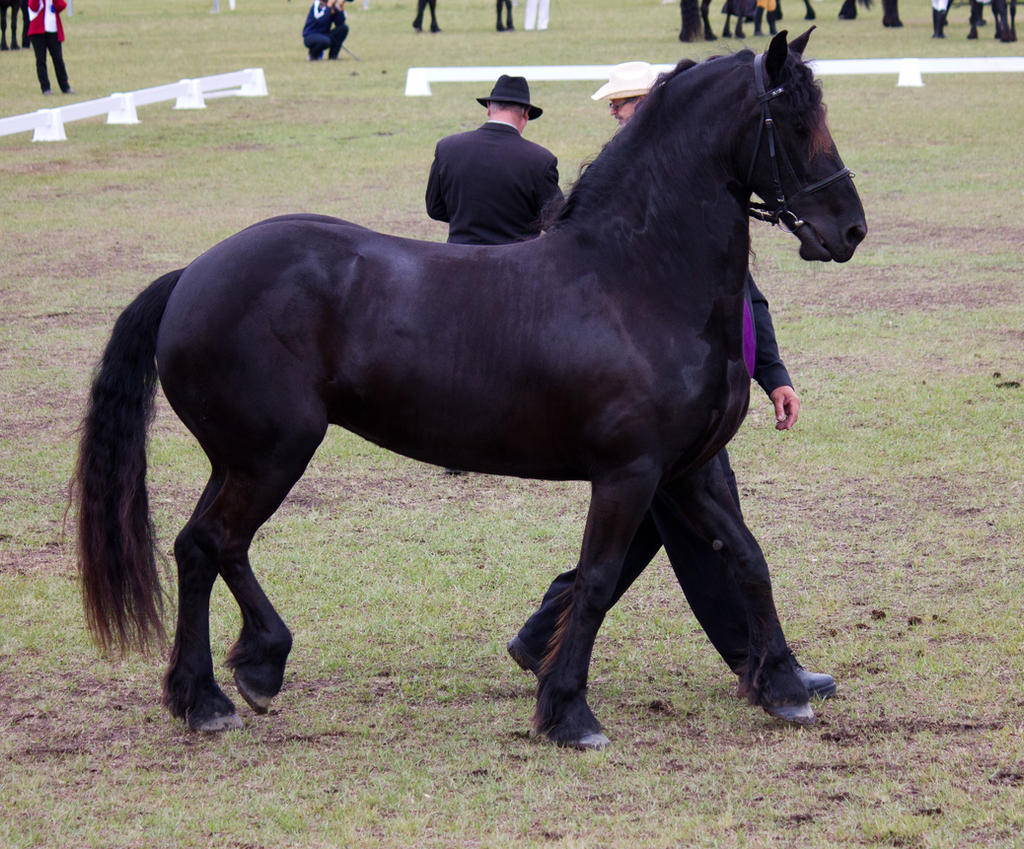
[2,1,1024,847]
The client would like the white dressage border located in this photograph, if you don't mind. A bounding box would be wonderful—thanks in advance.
[0,68,268,143]
[404,57,1024,96]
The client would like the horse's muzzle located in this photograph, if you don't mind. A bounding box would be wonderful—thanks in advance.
[795,218,866,263]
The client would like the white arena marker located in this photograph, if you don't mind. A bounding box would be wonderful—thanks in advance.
[106,93,140,125]
[897,58,924,88]
[405,68,432,97]
[174,79,207,110]
[405,57,1024,96]
[239,68,268,97]
[32,108,67,142]
[1,68,268,141]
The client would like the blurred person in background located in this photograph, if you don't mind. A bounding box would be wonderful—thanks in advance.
[412,0,440,33]
[27,0,72,94]
[303,0,349,61]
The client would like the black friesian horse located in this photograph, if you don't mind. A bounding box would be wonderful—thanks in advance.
[75,31,865,749]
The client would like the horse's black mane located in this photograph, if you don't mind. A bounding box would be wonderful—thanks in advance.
[546,48,825,232]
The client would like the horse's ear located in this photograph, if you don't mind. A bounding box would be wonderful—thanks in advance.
[765,30,789,82]
[789,26,815,58]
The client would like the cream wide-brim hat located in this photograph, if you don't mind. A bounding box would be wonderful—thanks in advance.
[590,61,659,101]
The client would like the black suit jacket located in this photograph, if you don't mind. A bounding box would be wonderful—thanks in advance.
[747,274,793,397]
[425,122,564,245]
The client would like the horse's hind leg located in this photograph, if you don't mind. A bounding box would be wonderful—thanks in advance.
[221,529,296,716]
[700,0,717,39]
[164,430,322,730]
[164,472,239,730]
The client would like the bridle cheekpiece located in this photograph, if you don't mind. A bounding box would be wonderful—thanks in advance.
[746,53,853,232]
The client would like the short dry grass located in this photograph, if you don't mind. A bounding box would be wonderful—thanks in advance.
[2,1,1023,847]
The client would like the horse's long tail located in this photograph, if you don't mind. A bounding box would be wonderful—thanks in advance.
[73,269,184,655]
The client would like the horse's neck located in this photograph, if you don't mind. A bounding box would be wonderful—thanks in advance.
[557,135,750,303]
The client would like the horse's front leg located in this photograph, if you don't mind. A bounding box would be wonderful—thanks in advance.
[533,471,658,749]
[665,462,812,722]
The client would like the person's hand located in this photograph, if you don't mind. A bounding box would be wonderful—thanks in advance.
[769,385,800,431]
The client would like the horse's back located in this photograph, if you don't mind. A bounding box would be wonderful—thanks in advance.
[152,215,556,469]
[152,213,740,480]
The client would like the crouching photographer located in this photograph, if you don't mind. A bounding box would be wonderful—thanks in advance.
[302,0,350,62]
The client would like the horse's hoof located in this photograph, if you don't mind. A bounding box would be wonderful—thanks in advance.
[765,703,816,725]
[565,732,610,751]
[233,670,273,714]
[189,710,243,732]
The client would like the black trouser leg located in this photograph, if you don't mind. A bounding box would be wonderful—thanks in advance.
[328,24,348,58]
[48,35,69,90]
[30,33,50,92]
[303,33,328,58]
[652,450,751,673]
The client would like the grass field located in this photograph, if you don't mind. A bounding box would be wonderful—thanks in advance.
[1,1,1023,847]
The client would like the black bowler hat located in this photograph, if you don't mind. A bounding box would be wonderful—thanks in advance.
[477,75,543,120]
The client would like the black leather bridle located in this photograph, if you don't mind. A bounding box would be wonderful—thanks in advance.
[746,53,854,232]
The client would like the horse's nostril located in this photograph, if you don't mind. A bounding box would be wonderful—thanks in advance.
[846,223,867,247]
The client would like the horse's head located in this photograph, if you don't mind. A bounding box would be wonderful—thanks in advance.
[741,29,867,262]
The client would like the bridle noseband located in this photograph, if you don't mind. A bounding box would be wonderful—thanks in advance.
[746,53,853,232]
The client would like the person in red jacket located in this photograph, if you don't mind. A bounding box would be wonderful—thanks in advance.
[27,0,72,95]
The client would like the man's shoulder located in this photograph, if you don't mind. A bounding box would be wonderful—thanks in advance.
[435,127,484,152]
[516,134,557,161]
[434,124,555,167]
[480,124,556,162]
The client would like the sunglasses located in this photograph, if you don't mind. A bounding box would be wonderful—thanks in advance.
[609,97,640,114]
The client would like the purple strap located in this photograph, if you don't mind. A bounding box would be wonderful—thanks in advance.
[742,297,756,377]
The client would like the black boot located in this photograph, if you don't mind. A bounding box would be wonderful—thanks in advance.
[932,7,946,37]
[753,7,765,34]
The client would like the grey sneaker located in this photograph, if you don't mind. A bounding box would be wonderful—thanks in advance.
[791,654,837,699]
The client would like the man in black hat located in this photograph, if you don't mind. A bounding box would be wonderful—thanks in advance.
[425,75,563,246]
